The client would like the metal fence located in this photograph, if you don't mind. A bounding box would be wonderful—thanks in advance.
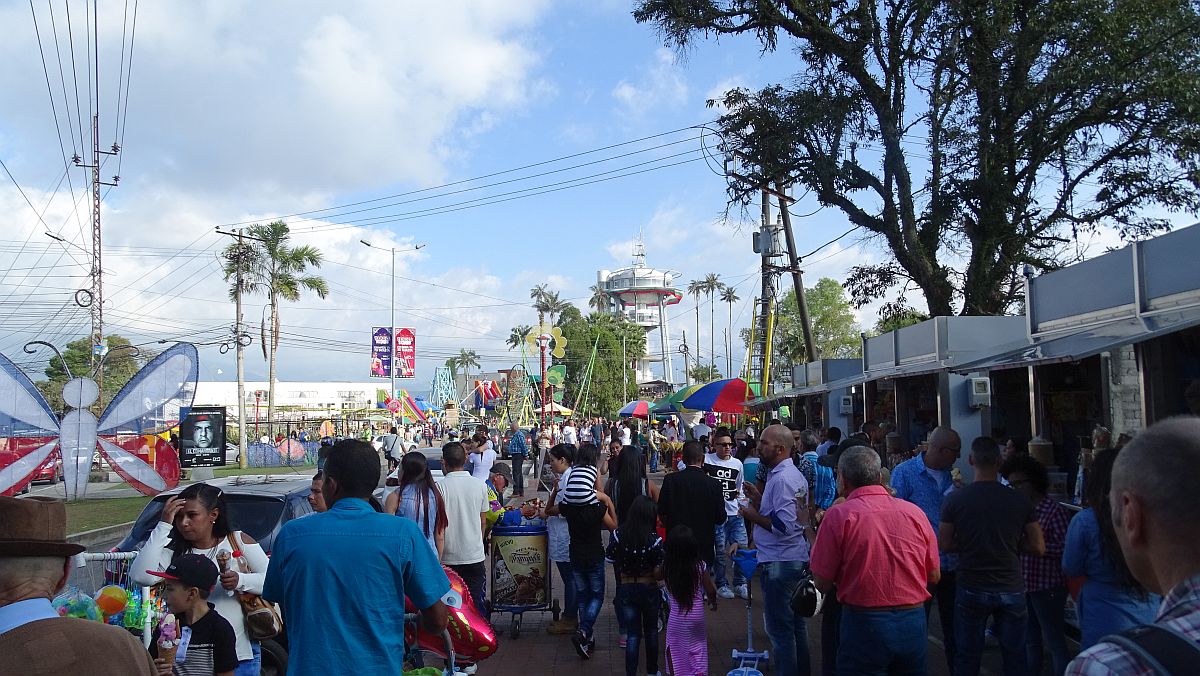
[69,551,154,648]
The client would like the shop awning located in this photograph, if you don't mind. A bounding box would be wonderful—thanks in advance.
[953,307,1200,373]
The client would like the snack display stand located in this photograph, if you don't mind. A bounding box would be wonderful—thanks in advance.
[488,522,556,639]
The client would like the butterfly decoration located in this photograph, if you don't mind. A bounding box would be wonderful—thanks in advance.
[0,342,198,500]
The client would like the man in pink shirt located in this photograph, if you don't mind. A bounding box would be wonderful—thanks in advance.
[810,446,941,675]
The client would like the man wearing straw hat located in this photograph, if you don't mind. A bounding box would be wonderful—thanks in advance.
[0,496,156,676]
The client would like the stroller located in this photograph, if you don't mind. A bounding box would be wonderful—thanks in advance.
[727,548,769,676]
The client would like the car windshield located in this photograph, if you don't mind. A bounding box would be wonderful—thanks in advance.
[125,494,286,549]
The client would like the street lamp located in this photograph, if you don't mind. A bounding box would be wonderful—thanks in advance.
[361,240,397,409]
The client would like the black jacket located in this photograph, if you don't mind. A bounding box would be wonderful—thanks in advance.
[657,465,727,564]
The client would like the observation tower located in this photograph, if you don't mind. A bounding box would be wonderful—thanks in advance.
[597,240,682,384]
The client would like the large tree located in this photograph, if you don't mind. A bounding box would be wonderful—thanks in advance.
[636,0,1200,316]
[559,310,647,416]
[35,334,150,413]
[223,220,328,436]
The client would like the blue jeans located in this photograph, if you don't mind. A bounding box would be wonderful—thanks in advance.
[233,641,261,676]
[1026,587,1069,676]
[954,585,1027,676]
[571,562,606,638]
[713,517,748,588]
[616,583,661,676]
[556,560,578,620]
[838,606,927,675]
[760,560,811,676]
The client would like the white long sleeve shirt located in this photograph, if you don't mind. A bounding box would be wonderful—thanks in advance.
[130,522,270,661]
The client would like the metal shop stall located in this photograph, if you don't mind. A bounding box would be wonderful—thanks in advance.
[955,223,1200,494]
[860,316,1027,477]
[746,359,864,433]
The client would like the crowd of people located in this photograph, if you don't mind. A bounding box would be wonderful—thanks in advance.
[3,414,1199,675]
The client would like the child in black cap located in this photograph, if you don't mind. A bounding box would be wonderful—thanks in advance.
[146,553,238,676]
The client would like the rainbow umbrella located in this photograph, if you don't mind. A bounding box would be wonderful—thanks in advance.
[680,378,752,413]
[618,400,654,419]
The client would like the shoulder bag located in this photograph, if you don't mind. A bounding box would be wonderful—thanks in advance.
[225,533,283,640]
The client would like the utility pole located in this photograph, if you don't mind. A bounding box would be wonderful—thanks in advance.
[748,189,778,394]
[776,182,816,363]
[680,331,691,386]
[622,334,628,402]
[217,228,268,469]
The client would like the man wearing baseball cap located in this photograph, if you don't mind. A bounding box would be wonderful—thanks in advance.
[147,554,238,676]
[0,496,156,676]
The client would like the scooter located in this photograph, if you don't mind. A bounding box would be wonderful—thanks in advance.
[727,547,769,676]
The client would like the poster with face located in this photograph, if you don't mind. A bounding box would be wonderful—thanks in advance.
[179,406,227,468]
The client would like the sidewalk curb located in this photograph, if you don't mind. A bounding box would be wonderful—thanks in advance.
[68,521,135,549]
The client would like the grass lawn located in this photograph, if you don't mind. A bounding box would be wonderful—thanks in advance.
[66,496,149,535]
[211,464,316,478]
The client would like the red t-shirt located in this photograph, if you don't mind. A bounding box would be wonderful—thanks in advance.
[810,485,939,607]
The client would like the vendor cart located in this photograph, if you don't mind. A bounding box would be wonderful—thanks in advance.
[488,522,557,639]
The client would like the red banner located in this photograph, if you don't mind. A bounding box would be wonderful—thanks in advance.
[394,327,416,379]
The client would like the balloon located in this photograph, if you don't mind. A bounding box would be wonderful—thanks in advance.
[405,566,498,663]
[52,587,102,622]
[94,585,128,617]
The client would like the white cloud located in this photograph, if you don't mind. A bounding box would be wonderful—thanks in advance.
[611,48,688,117]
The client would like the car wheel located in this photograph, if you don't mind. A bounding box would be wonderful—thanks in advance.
[259,638,288,676]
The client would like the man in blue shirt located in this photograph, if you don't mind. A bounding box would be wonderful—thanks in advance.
[263,439,449,675]
[507,422,528,496]
[890,425,962,672]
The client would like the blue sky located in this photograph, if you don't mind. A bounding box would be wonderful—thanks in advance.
[0,1,1183,392]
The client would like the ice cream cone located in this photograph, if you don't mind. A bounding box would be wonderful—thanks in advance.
[159,643,178,664]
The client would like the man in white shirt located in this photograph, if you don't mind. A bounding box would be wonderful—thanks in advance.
[619,423,632,446]
[704,427,748,599]
[562,420,578,445]
[436,442,491,613]
[691,420,712,442]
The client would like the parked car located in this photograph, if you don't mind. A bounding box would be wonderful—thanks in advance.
[114,474,317,676]
[31,456,63,485]
[225,443,241,466]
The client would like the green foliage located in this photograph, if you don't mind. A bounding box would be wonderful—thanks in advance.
[558,311,646,415]
[874,305,930,335]
[35,335,152,413]
[773,278,862,364]
[688,361,722,383]
[453,349,480,381]
[636,0,1200,316]
[507,325,532,351]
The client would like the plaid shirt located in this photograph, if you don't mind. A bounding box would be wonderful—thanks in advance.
[1022,495,1070,592]
[1065,574,1200,675]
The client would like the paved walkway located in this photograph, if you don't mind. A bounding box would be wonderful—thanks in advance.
[473,470,1012,675]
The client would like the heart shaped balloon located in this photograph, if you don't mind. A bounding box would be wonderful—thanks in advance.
[405,565,498,663]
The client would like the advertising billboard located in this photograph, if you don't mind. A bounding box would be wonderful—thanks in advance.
[395,327,416,379]
[179,406,227,468]
[371,327,392,379]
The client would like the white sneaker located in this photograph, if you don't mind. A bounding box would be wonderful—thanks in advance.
[717,585,735,599]
[460,665,478,675]
[735,584,750,599]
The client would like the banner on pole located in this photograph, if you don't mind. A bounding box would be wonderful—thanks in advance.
[395,327,416,379]
[371,327,392,378]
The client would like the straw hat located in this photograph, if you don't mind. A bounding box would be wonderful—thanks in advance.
[0,496,86,557]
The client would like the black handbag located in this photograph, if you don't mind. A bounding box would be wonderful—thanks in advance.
[789,570,826,617]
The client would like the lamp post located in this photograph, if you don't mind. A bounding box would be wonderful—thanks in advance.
[361,240,396,409]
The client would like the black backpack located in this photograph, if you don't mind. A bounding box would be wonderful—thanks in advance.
[1104,624,1200,675]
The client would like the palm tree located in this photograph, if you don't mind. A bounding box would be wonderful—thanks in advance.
[507,325,532,351]
[456,349,480,382]
[720,285,740,378]
[702,273,723,375]
[543,291,572,325]
[444,357,458,378]
[687,279,704,367]
[232,220,328,437]
[588,283,610,313]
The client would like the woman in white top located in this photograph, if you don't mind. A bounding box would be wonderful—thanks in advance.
[131,483,270,675]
